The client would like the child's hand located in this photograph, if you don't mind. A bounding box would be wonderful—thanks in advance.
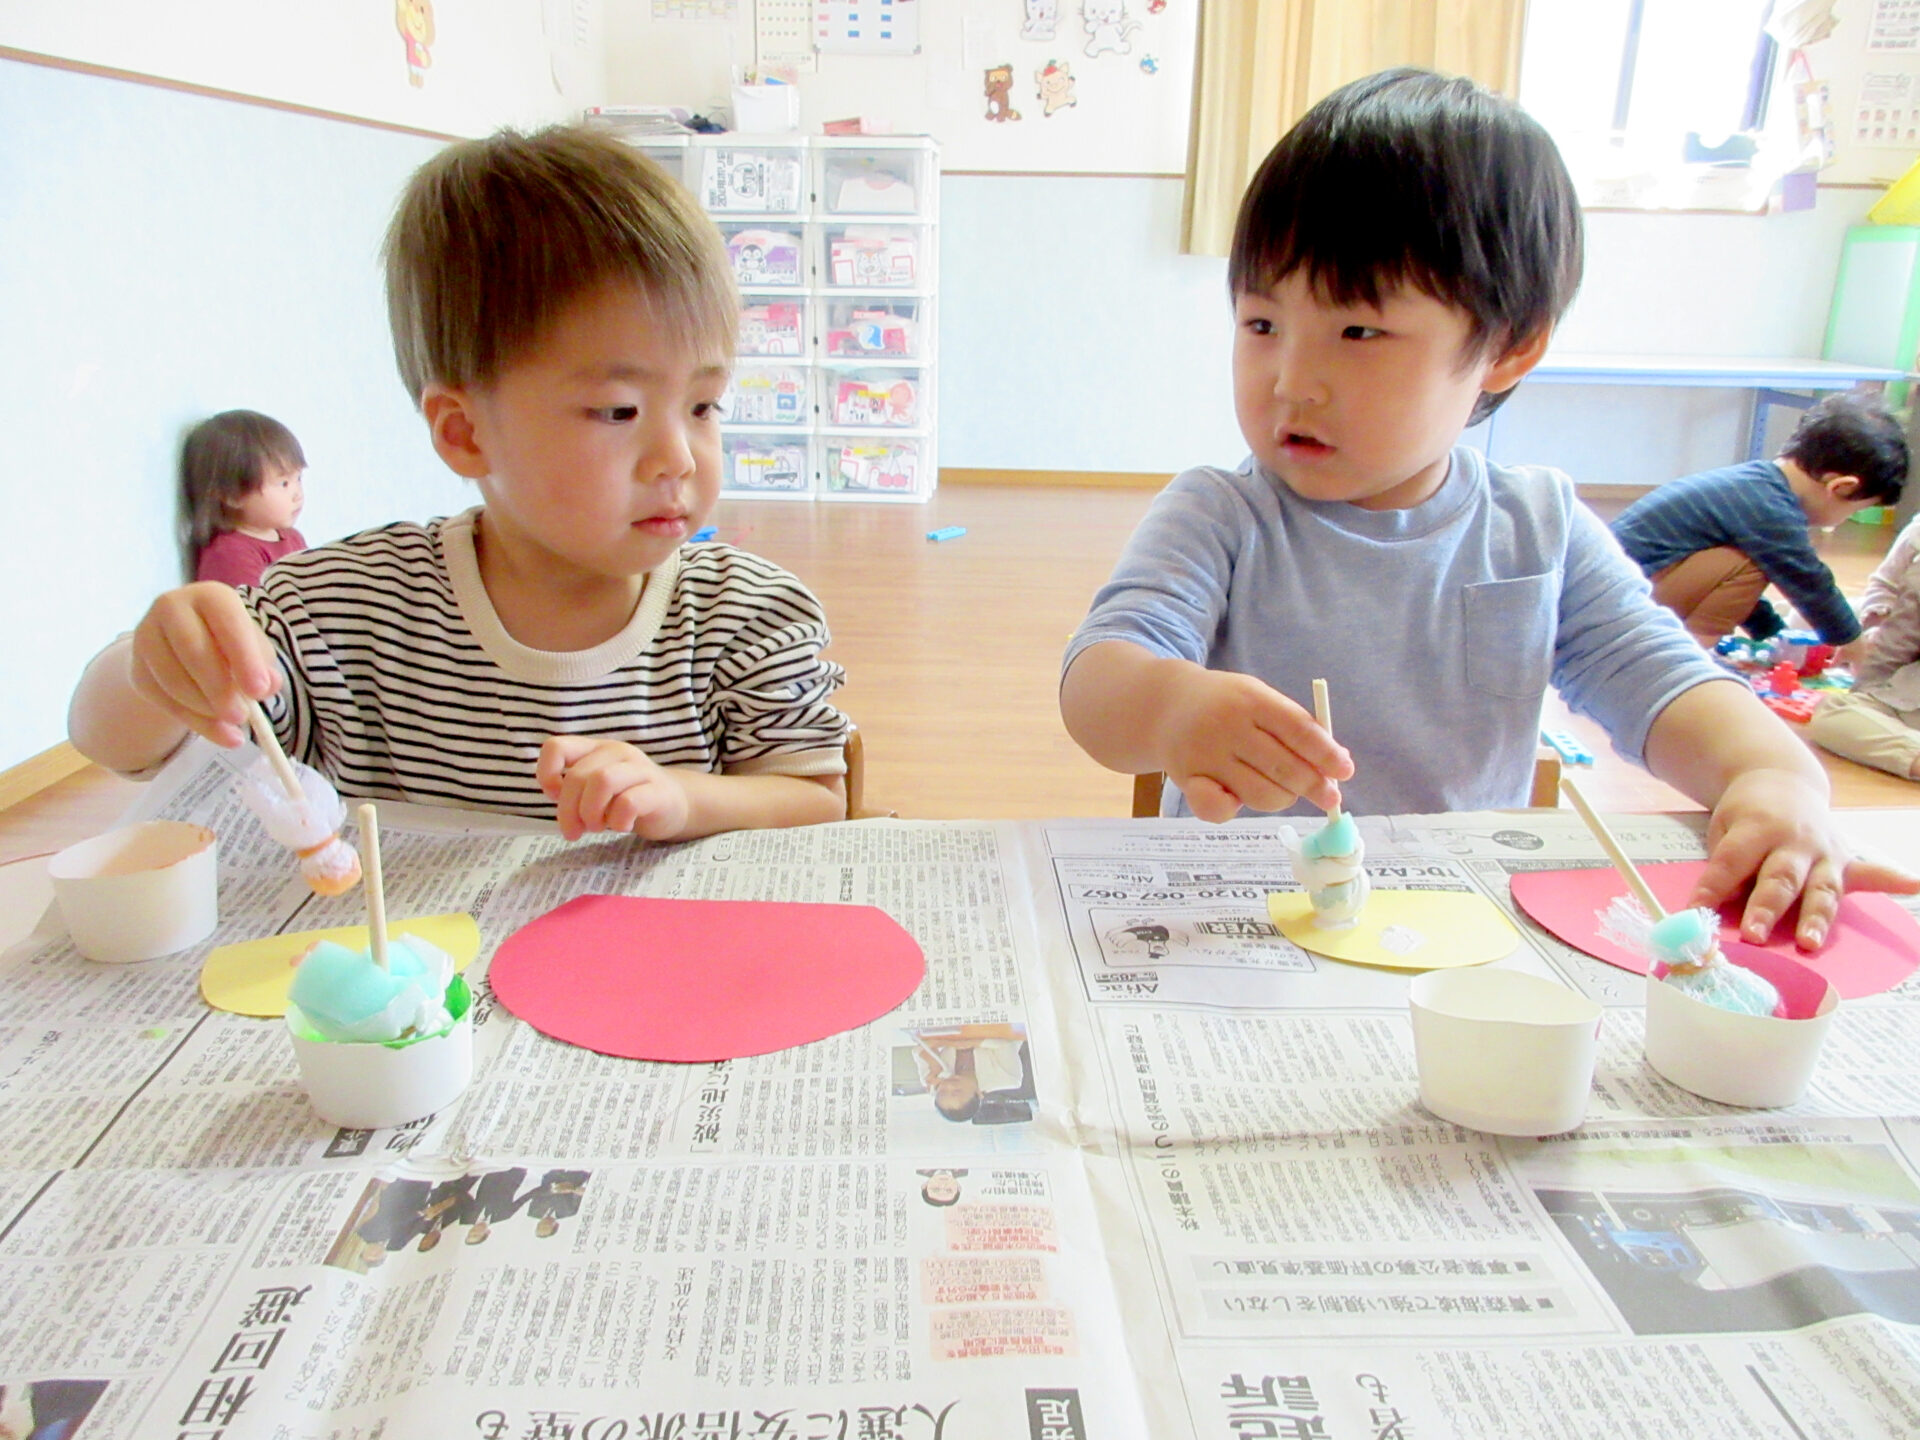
[537,736,692,841]
[1837,631,1877,671]
[128,582,279,748]
[1159,670,1353,821]
[1691,767,1920,949]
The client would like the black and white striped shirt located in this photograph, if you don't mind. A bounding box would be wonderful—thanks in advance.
[245,509,848,817]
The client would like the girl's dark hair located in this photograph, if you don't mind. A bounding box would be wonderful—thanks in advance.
[1229,68,1584,423]
[1782,394,1909,505]
[181,410,306,570]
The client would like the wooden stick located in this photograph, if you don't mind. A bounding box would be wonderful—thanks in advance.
[1311,677,1341,819]
[245,700,303,803]
[357,803,389,970]
[1559,775,1666,920]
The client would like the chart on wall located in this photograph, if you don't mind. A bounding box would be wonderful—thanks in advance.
[1796,0,1920,184]
[627,0,1198,174]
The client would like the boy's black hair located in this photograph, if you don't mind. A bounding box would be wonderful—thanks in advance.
[1229,68,1583,423]
[1782,394,1909,505]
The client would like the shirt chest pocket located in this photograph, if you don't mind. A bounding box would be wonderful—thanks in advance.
[1463,574,1556,700]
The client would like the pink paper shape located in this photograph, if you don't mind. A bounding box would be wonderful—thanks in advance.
[1509,863,1920,1000]
[489,896,927,1062]
[1662,942,1834,1021]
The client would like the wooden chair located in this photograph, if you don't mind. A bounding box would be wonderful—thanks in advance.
[1131,747,1563,816]
[844,727,895,820]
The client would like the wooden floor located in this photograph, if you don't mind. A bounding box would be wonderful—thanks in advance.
[2,481,1913,864]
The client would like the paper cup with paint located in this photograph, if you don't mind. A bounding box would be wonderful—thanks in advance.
[286,804,471,1129]
[47,820,219,963]
[1643,944,1837,1108]
[1409,968,1603,1136]
[287,941,473,1129]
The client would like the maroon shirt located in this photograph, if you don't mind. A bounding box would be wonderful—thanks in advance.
[196,528,307,588]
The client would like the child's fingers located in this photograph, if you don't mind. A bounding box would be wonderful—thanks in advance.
[605,774,684,840]
[170,584,274,706]
[1249,689,1355,783]
[1694,831,1821,947]
[132,588,274,743]
[1207,755,1299,816]
[1231,726,1344,811]
[1786,858,1846,951]
[202,596,279,702]
[1842,854,1920,896]
[1179,774,1243,824]
[130,628,243,745]
[570,755,648,835]
[536,734,602,796]
[554,755,626,839]
[1688,825,1772,926]
[545,740,661,838]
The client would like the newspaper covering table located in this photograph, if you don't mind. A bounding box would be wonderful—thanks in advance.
[3,750,1919,1440]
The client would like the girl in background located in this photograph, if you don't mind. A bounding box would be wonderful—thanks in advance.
[183,409,307,588]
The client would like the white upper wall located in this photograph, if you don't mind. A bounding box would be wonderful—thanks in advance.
[0,0,606,134]
[938,175,1879,483]
[600,2,1196,175]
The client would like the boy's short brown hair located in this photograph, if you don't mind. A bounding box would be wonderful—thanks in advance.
[384,126,737,402]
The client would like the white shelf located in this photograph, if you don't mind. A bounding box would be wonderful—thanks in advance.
[698,134,938,502]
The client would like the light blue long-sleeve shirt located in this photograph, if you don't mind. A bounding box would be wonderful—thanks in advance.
[1065,447,1730,817]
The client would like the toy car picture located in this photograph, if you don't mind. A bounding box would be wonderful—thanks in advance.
[730,442,808,490]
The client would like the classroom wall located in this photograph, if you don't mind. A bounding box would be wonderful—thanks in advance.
[0,0,603,138]
[601,1,1197,175]
[1488,189,1882,485]
[938,174,1879,483]
[0,57,464,773]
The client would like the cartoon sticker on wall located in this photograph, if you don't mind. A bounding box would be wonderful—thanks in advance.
[397,0,435,87]
[1022,0,1060,41]
[1140,55,1159,75]
[1036,60,1078,116]
[984,64,1022,122]
[1082,0,1140,57]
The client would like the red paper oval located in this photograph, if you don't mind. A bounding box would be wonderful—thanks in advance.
[489,895,927,1061]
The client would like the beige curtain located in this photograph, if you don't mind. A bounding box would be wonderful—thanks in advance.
[1182,0,1529,256]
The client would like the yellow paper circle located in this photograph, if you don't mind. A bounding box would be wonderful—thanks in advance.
[1267,889,1518,970]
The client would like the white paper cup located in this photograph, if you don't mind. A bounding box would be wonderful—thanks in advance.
[1410,969,1603,1137]
[47,820,218,963]
[290,1004,473,1130]
[1643,946,1837,1108]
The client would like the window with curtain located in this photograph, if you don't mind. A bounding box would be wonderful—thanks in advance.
[1182,0,1527,256]
[1519,0,1806,211]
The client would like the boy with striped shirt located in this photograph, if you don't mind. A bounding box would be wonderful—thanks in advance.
[72,127,849,840]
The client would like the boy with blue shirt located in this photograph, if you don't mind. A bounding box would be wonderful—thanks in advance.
[1061,68,1916,951]
[1611,395,1907,659]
